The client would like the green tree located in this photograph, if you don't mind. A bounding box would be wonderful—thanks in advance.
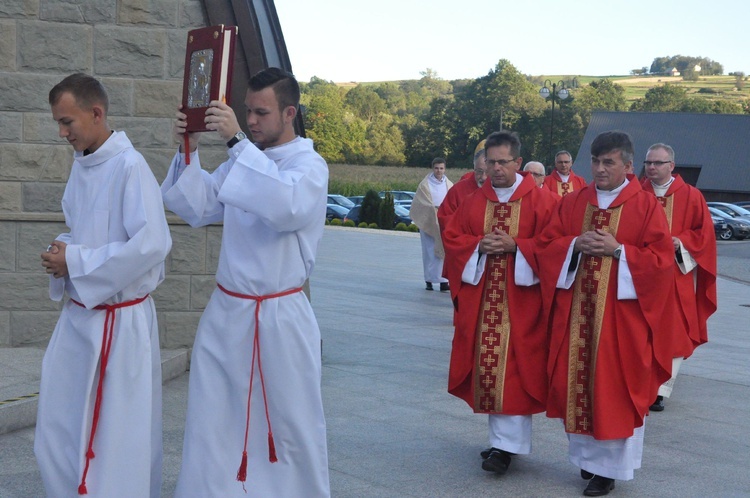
[630,84,689,112]
[573,79,628,114]
[345,85,387,122]
[302,79,349,163]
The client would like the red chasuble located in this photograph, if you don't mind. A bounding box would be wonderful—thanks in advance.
[536,176,675,440]
[641,175,717,353]
[543,170,587,197]
[437,177,480,233]
[443,174,557,415]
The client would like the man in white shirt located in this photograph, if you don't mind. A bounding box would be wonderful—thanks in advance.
[162,67,330,497]
[37,73,172,497]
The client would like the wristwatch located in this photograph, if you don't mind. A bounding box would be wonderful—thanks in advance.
[613,244,623,260]
[226,131,247,148]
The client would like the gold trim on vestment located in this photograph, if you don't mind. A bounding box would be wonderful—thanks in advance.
[656,195,673,230]
[564,203,622,433]
[474,198,521,412]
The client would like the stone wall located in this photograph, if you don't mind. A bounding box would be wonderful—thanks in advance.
[0,1,231,347]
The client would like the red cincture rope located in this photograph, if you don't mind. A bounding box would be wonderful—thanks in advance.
[217,283,303,485]
[70,295,149,495]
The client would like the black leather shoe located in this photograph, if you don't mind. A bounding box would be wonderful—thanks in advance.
[649,395,664,411]
[425,282,433,291]
[581,469,594,480]
[440,282,450,292]
[480,447,491,459]
[481,448,512,474]
[583,475,615,496]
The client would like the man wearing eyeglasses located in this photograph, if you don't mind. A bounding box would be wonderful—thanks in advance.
[535,131,675,496]
[522,161,546,187]
[641,143,717,412]
[543,150,586,197]
[442,131,558,477]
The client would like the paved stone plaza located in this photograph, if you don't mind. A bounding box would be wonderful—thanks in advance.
[1,227,749,497]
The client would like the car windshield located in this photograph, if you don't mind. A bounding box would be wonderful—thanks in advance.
[709,203,750,216]
[329,195,354,208]
[394,205,410,215]
[709,207,730,219]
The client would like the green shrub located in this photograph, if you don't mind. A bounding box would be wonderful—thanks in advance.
[330,218,342,226]
[408,223,419,232]
[378,192,396,230]
[368,223,379,229]
[394,222,407,231]
[358,222,368,228]
[360,189,381,225]
[343,220,356,227]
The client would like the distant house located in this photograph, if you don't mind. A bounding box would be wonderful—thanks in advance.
[670,67,681,77]
[573,111,750,202]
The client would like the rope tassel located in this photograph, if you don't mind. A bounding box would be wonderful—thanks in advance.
[217,284,301,484]
[236,451,248,482]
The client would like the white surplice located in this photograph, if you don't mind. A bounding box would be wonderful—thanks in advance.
[162,137,331,497]
[35,131,172,497]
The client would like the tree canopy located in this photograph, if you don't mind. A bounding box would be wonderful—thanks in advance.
[300,60,748,169]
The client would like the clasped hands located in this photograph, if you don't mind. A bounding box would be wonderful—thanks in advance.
[479,228,516,255]
[174,100,242,153]
[574,229,619,257]
[41,241,68,279]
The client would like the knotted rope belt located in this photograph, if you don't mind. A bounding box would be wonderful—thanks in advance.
[69,294,149,495]
[216,283,304,484]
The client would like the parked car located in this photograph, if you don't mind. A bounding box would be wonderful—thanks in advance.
[327,194,355,209]
[706,202,750,223]
[379,190,415,208]
[708,207,750,240]
[711,215,732,241]
[348,195,364,206]
[344,204,413,227]
[326,204,349,222]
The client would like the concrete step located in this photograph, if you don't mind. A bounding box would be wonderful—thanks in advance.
[0,348,189,435]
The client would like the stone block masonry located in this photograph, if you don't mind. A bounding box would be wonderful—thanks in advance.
[0,1,233,347]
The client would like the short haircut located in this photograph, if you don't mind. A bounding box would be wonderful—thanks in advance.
[591,131,633,164]
[555,150,572,161]
[432,157,446,167]
[647,143,675,162]
[49,73,109,113]
[248,67,300,112]
[485,130,521,158]
[473,148,486,166]
[523,161,545,174]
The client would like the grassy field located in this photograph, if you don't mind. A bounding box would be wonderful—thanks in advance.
[328,164,472,196]
[536,74,750,102]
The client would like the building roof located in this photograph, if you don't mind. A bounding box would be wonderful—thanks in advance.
[573,111,750,193]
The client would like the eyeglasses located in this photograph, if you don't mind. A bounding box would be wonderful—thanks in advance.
[485,158,518,167]
[530,172,545,177]
[643,160,673,166]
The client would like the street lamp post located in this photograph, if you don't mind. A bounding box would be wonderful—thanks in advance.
[539,80,569,168]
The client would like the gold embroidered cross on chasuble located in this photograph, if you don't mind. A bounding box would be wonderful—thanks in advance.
[565,203,622,434]
[474,199,521,413]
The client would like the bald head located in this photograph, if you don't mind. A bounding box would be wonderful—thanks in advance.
[523,161,546,187]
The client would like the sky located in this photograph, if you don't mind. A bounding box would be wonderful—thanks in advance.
[274,0,749,83]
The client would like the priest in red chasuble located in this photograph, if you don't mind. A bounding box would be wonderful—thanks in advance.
[535,131,675,497]
[543,150,586,197]
[641,143,717,412]
[443,131,558,476]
